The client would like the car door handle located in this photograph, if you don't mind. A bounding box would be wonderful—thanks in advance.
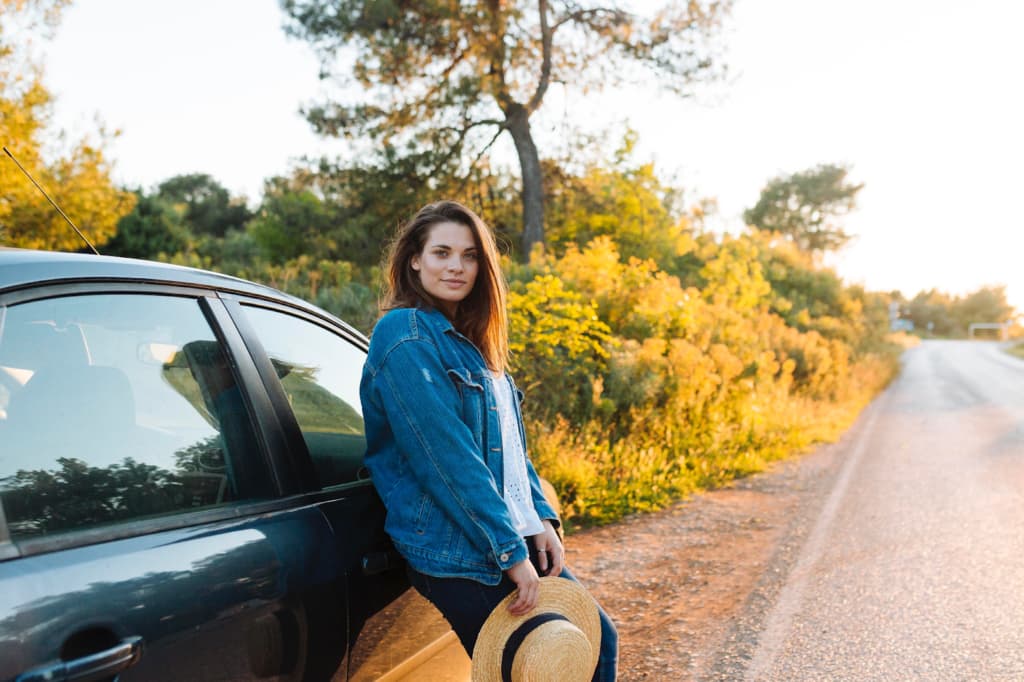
[16,635,143,682]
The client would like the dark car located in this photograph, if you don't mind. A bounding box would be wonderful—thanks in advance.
[0,248,471,681]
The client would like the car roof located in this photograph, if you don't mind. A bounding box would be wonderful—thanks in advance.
[1,246,283,294]
[0,248,354,332]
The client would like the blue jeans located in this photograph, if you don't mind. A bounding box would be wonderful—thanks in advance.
[408,541,618,681]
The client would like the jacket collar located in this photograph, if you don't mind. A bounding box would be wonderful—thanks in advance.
[417,304,455,333]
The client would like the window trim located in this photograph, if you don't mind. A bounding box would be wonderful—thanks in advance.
[4,496,326,560]
[0,281,214,307]
[202,296,295,494]
[2,480,381,562]
[222,293,369,353]
[0,490,14,560]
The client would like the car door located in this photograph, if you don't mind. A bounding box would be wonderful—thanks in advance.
[225,297,472,681]
[0,284,349,681]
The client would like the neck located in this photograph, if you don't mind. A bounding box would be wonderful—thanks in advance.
[440,301,458,319]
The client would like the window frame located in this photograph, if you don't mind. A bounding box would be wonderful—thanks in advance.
[0,281,301,559]
[221,293,373,494]
[0,492,14,561]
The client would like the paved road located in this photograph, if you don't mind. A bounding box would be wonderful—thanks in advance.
[743,341,1024,681]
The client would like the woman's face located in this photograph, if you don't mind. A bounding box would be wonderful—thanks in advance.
[411,220,480,317]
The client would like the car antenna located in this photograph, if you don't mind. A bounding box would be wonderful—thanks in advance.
[2,145,101,255]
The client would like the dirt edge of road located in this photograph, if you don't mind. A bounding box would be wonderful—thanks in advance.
[563,433,854,681]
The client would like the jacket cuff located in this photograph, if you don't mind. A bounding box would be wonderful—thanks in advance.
[533,498,559,525]
[493,538,529,571]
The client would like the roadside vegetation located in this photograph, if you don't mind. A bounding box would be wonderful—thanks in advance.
[1006,343,1024,360]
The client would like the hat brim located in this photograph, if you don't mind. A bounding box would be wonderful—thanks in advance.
[472,576,601,682]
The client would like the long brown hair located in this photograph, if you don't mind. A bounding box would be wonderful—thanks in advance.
[382,200,509,372]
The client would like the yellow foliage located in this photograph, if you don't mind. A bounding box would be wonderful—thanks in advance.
[545,153,697,263]
[1,1,133,251]
[508,274,612,421]
[508,231,901,528]
[699,235,772,312]
[885,331,921,349]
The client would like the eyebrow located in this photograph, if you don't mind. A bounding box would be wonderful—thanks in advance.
[430,244,477,251]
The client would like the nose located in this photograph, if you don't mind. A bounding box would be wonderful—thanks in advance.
[447,258,464,273]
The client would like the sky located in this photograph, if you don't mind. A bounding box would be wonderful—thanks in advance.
[35,0,1024,311]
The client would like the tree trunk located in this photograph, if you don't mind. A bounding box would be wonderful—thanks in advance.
[506,104,544,260]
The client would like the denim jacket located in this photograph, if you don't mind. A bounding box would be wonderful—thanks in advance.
[359,307,559,584]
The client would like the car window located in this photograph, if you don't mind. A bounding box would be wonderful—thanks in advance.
[240,305,367,488]
[0,294,271,541]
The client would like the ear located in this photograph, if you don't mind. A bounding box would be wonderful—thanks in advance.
[410,254,421,272]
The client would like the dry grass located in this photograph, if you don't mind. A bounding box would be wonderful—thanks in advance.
[1005,341,1024,360]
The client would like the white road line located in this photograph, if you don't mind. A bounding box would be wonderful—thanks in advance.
[743,388,890,681]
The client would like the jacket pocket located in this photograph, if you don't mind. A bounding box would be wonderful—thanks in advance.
[413,491,432,535]
[446,367,486,449]
[384,480,435,539]
[446,367,483,393]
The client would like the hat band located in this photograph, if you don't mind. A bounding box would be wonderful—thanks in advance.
[501,613,571,682]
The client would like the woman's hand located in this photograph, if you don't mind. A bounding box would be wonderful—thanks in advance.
[505,559,540,615]
[506,521,564,615]
[532,519,565,577]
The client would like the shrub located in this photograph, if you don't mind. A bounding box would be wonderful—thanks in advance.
[512,233,900,528]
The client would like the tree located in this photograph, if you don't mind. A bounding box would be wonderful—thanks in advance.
[1,0,135,251]
[104,191,190,259]
[747,230,842,324]
[156,174,251,238]
[953,285,1015,333]
[543,131,694,266]
[249,175,338,263]
[903,286,1016,338]
[905,288,956,337]
[744,163,863,256]
[304,153,464,266]
[281,0,732,258]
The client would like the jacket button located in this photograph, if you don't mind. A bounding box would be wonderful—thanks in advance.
[499,553,509,562]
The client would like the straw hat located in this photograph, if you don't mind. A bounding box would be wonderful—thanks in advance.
[471,577,601,682]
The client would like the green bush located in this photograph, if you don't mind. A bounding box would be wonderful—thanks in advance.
[513,235,900,528]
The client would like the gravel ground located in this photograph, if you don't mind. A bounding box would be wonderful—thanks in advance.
[564,436,849,681]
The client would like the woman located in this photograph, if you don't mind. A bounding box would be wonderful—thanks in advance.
[359,200,617,680]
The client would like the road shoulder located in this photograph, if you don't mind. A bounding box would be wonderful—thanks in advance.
[565,434,853,680]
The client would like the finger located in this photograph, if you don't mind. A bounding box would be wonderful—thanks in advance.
[537,547,549,575]
[550,549,565,577]
[509,585,533,615]
[513,576,541,615]
[507,588,528,615]
[521,581,539,614]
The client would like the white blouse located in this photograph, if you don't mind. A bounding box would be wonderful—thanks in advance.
[490,374,545,537]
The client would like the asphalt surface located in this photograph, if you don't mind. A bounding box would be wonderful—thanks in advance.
[720,341,1024,681]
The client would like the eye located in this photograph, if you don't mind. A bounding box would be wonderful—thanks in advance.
[464,252,478,260]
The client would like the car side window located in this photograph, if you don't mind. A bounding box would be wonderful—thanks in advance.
[0,294,270,541]
[240,305,367,488]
